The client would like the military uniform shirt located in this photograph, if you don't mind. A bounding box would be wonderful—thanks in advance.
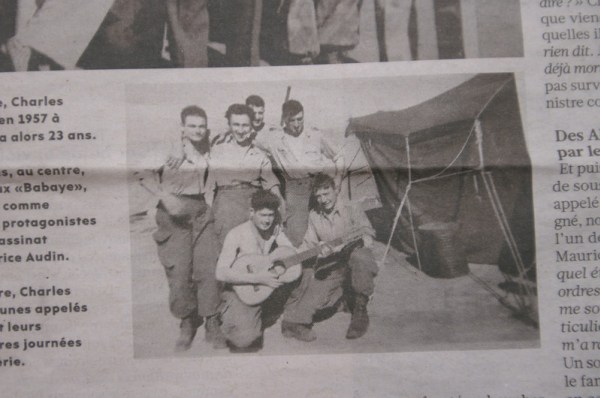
[208,139,279,190]
[302,200,375,249]
[160,138,208,195]
[255,126,341,180]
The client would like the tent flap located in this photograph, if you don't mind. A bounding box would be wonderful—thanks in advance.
[346,73,514,138]
[355,74,535,273]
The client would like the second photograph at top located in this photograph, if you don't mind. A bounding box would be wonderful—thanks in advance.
[0,0,524,72]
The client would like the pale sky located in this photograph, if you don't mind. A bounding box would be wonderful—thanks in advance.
[126,73,474,168]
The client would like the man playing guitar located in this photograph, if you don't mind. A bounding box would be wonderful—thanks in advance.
[215,190,295,353]
[282,173,378,341]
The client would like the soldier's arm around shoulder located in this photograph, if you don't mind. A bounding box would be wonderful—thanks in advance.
[253,126,279,153]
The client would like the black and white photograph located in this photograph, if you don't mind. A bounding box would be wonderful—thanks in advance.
[0,0,524,72]
[126,72,539,358]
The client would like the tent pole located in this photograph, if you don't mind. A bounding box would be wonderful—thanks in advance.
[480,170,534,314]
[475,115,535,319]
[405,136,421,269]
[475,119,484,171]
[406,136,412,182]
[484,172,533,298]
[347,170,352,200]
[380,137,413,267]
[476,115,527,282]
[380,187,410,266]
[406,197,422,271]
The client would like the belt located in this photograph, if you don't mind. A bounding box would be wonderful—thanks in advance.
[178,193,204,200]
[156,193,204,211]
[217,183,260,191]
[288,176,313,184]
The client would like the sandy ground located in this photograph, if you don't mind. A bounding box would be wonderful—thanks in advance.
[130,212,538,359]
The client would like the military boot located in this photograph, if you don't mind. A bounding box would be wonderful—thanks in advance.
[205,314,227,349]
[345,294,370,339]
[175,314,200,352]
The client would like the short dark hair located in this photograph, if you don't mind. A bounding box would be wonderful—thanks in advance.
[282,99,303,120]
[251,190,280,212]
[311,173,335,195]
[180,105,207,124]
[225,103,254,122]
[246,95,265,108]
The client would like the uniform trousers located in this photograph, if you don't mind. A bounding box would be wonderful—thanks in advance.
[220,290,263,347]
[316,0,361,49]
[212,185,258,245]
[283,247,378,325]
[222,0,262,66]
[283,177,312,247]
[153,196,220,319]
[220,286,288,348]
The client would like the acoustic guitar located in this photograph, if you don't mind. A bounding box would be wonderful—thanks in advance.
[232,227,371,305]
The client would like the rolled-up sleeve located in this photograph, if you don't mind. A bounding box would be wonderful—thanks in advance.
[320,131,343,162]
[259,154,280,191]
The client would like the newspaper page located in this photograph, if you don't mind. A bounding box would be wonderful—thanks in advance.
[0,0,597,397]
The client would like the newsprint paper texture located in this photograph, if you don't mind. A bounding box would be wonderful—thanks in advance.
[0,0,600,397]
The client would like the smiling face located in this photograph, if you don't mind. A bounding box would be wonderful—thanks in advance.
[228,113,253,144]
[284,111,304,136]
[314,185,337,213]
[250,207,276,232]
[249,105,265,129]
[182,115,208,142]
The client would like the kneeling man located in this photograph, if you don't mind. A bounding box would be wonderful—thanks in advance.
[282,173,378,341]
[215,190,295,352]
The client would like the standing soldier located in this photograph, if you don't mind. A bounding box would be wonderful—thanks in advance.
[151,105,224,351]
[207,103,284,244]
[245,94,267,136]
[255,99,345,247]
[211,94,268,146]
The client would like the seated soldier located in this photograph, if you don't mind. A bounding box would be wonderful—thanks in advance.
[215,190,295,353]
[282,173,378,341]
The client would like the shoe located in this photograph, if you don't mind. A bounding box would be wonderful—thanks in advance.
[227,336,263,353]
[281,320,316,342]
[346,294,369,339]
[205,314,227,349]
[175,314,200,352]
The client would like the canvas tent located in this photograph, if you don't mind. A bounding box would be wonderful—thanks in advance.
[346,74,535,283]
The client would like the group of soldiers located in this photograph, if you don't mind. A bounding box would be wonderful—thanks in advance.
[0,0,363,71]
[152,96,378,353]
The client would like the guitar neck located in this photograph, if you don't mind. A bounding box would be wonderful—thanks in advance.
[281,235,357,267]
